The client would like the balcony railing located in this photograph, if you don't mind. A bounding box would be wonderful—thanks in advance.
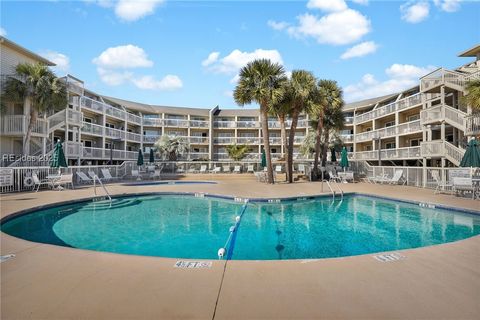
[189,136,209,144]
[0,115,47,136]
[355,93,422,124]
[355,146,421,161]
[126,131,142,142]
[105,127,125,139]
[127,112,142,125]
[142,118,164,126]
[143,135,161,143]
[355,120,421,143]
[420,68,480,92]
[82,147,138,160]
[190,120,209,128]
[214,121,236,128]
[164,119,190,127]
[81,122,103,136]
[237,121,260,128]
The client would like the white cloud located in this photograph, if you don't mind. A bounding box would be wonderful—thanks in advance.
[0,27,6,36]
[201,52,220,67]
[267,20,290,31]
[115,0,164,22]
[401,1,430,23]
[344,63,436,102]
[204,49,284,75]
[86,0,164,21]
[93,45,153,68]
[223,90,233,98]
[433,0,462,12]
[97,68,133,86]
[287,9,371,45]
[307,0,347,12]
[131,74,183,90]
[351,0,369,4]
[340,41,378,59]
[40,51,70,72]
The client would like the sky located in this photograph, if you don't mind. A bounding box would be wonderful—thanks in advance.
[1,0,479,109]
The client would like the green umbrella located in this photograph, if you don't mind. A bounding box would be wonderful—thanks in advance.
[340,146,349,170]
[149,148,155,163]
[50,141,68,169]
[137,149,144,166]
[261,149,267,168]
[330,148,337,162]
[460,139,480,167]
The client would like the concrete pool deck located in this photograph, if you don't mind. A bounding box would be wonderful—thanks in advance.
[1,177,479,319]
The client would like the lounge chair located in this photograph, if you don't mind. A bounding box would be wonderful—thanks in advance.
[233,165,241,174]
[211,166,222,174]
[386,170,405,185]
[247,165,255,173]
[76,171,93,184]
[88,171,97,180]
[275,165,282,173]
[199,165,207,174]
[328,170,341,182]
[101,169,116,182]
[52,174,74,190]
[453,177,475,199]
[147,166,155,173]
[369,173,389,184]
[431,170,452,194]
[131,170,141,180]
[150,170,161,180]
[32,172,52,192]
[297,164,306,175]
[223,165,231,173]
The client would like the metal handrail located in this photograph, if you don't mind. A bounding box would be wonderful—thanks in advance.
[325,180,336,201]
[331,180,344,200]
[92,174,112,203]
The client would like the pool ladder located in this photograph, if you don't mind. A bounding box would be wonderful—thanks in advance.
[325,180,344,201]
[93,174,112,204]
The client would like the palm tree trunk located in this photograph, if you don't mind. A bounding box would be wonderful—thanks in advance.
[23,108,37,155]
[321,129,330,167]
[261,108,274,184]
[287,107,299,183]
[279,114,289,182]
[313,112,324,178]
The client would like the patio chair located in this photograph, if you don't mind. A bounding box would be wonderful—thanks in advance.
[275,165,282,173]
[254,171,266,183]
[247,165,255,173]
[328,170,341,182]
[150,170,161,180]
[453,177,475,199]
[211,166,222,174]
[131,170,141,180]
[147,166,155,173]
[76,171,93,184]
[369,173,389,184]
[88,171,97,180]
[101,169,116,182]
[222,165,231,173]
[431,170,453,194]
[199,165,208,174]
[297,164,306,175]
[32,172,52,192]
[386,170,405,185]
[233,165,241,174]
[52,174,74,190]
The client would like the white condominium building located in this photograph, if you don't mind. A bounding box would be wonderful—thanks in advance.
[1,36,479,168]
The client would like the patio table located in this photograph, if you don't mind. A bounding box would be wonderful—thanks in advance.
[46,175,62,190]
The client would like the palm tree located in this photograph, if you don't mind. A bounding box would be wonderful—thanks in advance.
[462,79,480,113]
[270,91,292,180]
[154,135,190,161]
[286,70,317,183]
[1,62,67,154]
[226,144,249,161]
[321,91,345,166]
[234,59,287,184]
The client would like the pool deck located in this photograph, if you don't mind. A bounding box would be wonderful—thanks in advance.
[1,177,479,319]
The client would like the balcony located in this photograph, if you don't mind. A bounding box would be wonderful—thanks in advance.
[105,127,125,139]
[340,134,354,143]
[355,93,422,124]
[81,122,103,136]
[420,103,467,131]
[344,117,354,125]
[127,112,142,125]
[82,147,138,160]
[214,121,236,128]
[164,119,189,127]
[0,115,47,136]
[105,105,126,120]
[143,135,161,143]
[189,136,209,144]
[420,68,480,92]
[355,120,422,143]
[126,131,142,142]
[214,137,235,144]
[466,114,480,136]
[354,146,421,161]
[237,137,260,144]
[190,120,209,128]
[237,121,260,128]
[190,152,209,160]
[143,118,164,126]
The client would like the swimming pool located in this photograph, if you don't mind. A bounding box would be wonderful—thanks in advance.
[2,194,479,260]
[122,181,217,186]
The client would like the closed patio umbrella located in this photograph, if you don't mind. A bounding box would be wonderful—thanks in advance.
[460,139,480,167]
[331,148,337,162]
[340,146,349,172]
[149,148,155,163]
[137,149,144,166]
[261,149,267,168]
[50,141,68,169]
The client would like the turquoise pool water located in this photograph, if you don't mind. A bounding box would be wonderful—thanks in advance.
[2,194,479,260]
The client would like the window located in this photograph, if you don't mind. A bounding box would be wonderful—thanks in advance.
[385,121,395,127]
[410,139,420,147]
[408,114,420,122]
[83,140,92,148]
[84,117,92,123]
[385,142,396,149]
[105,123,115,129]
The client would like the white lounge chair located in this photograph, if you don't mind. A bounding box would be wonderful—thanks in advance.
[211,166,222,174]
[233,165,241,174]
[247,165,255,173]
[131,170,141,180]
[431,170,452,194]
[453,177,475,199]
[101,169,116,182]
[88,171,97,180]
[369,173,389,184]
[32,172,52,192]
[52,174,74,190]
[223,165,231,173]
[328,170,341,182]
[150,170,161,180]
[386,170,405,185]
[199,165,207,174]
[297,164,306,175]
[76,171,93,184]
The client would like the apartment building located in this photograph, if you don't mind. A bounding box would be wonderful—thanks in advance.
[1,36,479,168]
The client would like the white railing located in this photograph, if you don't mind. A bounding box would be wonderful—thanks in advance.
[190,120,209,128]
[80,96,106,113]
[81,122,104,136]
[466,114,480,136]
[142,118,164,126]
[48,109,66,131]
[164,119,189,127]
[444,141,465,166]
[354,146,421,161]
[105,127,125,139]
[189,152,209,160]
[105,104,126,120]
[420,140,465,166]
[356,120,421,143]
[65,142,82,157]
[420,68,478,92]
[143,135,160,143]
[189,136,209,144]
[355,93,422,124]
[127,112,142,125]
[340,134,354,143]
[0,115,48,135]
[237,137,260,144]
[214,121,236,128]
[237,121,260,128]
[66,109,83,126]
[126,131,142,142]
[214,137,235,144]
[420,104,467,130]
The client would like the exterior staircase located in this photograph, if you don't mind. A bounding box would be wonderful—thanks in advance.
[420,103,467,131]
[420,69,480,93]
[420,140,465,166]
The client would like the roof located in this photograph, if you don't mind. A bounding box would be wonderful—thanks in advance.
[0,36,55,66]
[458,44,480,57]
[343,92,400,112]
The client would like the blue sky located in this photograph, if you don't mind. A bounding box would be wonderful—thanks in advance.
[1,0,479,109]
